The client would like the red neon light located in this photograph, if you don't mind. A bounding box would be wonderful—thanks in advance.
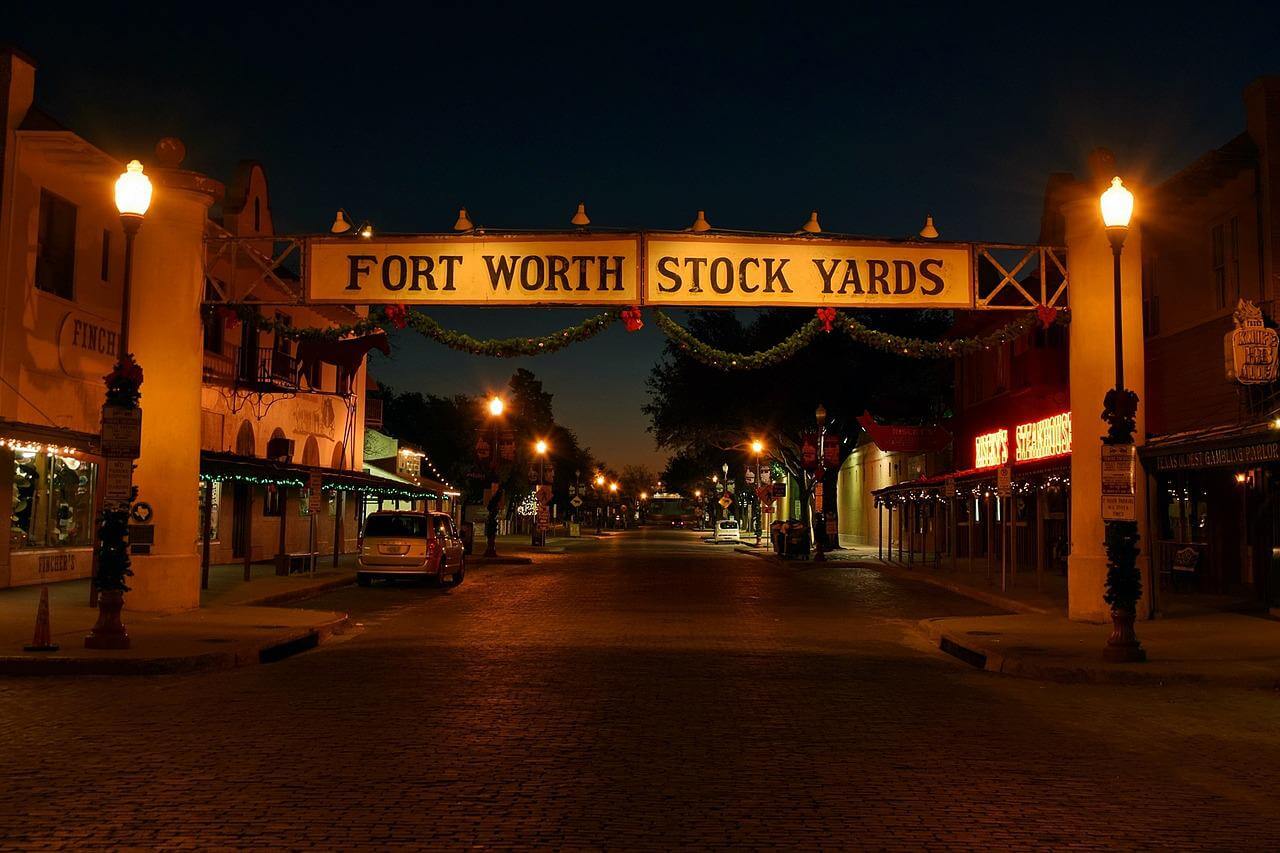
[974,411,1071,468]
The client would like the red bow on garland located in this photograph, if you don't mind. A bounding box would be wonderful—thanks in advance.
[622,306,644,332]
[1035,304,1058,329]
[816,307,837,333]
[384,304,409,330]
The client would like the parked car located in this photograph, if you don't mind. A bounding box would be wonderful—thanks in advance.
[357,510,466,587]
[712,518,741,543]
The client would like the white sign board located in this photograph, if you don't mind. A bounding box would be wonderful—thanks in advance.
[1101,444,1137,522]
[101,406,142,459]
[103,457,133,504]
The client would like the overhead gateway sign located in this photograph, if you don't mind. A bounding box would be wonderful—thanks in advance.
[307,234,642,305]
[305,232,974,307]
[644,235,973,308]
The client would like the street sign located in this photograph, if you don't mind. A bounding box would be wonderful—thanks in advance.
[944,476,957,499]
[101,406,142,459]
[718,494,733,510]
[996,466,1012,498]
[1101,444,1137,521]
[307,472,323,513]
[103,457,133,504]
[813,481,824,512]
[570,495,583,508]
[772,481,787,497]
[745,468,755,485]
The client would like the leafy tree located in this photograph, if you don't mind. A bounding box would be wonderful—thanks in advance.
[645,308,950,543]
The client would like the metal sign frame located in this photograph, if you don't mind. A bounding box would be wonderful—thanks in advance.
[204,230,1068,311]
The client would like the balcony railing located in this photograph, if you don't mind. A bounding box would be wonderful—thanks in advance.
[365,396,384,429]
[202,344,301,392]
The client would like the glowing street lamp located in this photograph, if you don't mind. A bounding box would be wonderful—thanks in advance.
[531,439,550,547]
[1098,175,1144,664]
[88,160,154,650]
[750,439,765,546]
[481,395,507,558]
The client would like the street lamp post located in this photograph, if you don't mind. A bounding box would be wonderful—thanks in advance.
[1099,176,1145,663]
[751,439,764,547]
[609,481,618,529]
[483,396,505,558]
[814,404,828,562]
[532,439,548,546]
[86,160,153,650]
[595,473,605,534]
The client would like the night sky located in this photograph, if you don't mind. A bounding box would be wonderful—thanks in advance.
[8,3,1278,470]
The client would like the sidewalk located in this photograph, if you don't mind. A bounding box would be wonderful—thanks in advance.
[0,559,355,676]
[738,545,1065,615]
[920,611,1280,688]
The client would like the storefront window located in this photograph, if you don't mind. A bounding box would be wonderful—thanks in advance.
[11,452,96,550]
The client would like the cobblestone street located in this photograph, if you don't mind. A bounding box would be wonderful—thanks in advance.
[3,530,1279,850]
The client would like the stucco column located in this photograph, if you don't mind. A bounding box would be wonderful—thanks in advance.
[124,140,220,612]
[1065,162,1152,622]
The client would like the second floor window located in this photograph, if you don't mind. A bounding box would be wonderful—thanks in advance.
[36,189,77,300]
[1211,217,1240,310]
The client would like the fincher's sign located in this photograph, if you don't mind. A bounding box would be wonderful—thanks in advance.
[306,232,974,308]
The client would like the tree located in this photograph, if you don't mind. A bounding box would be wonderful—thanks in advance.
[645,308,950,546]
[376,369,605,524]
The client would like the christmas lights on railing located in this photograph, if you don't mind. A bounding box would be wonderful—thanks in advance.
[1,436,84,457]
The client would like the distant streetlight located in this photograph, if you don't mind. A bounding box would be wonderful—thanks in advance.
[481,396,506,558]
[814,404,828,562]
[750,439,765,546]
[1098,176,1144,664]
[531,439,549,547]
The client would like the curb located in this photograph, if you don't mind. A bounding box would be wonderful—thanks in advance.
[469,555,534,566]
[917,618,1280,689]
[0,613,349,677]
[232,574,357,608]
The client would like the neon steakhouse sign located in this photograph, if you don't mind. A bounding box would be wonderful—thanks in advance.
[974,412,1072,469]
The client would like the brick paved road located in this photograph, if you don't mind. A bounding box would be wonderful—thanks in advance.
[3,529,1280,850]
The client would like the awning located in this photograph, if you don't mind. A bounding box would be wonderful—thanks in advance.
[200,451,440,500]
[0,419,100,456]
[872,454,1070,502]
[1141,418,1280,472]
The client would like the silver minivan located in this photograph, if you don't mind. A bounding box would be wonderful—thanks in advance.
[357,511,466,587]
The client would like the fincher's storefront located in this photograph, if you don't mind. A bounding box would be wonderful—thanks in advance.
[873,410,1073,593]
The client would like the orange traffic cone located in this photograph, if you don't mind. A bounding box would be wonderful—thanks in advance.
[24,585,59,652]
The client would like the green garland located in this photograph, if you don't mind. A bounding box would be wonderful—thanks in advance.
[205,303,620,355]
[653,308,1069,370]
[654,310,828,370]
[204,302,1068,370]
[404,310,619,357]
[207,300,622,353]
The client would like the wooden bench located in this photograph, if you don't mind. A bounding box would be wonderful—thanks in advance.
[276,551,319,576]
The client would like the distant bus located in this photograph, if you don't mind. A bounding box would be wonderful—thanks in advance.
[647,493,701,528]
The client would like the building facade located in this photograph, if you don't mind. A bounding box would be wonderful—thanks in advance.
[0,49,426,604]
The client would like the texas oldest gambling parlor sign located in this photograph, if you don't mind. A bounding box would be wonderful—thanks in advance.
[307,233,974,308]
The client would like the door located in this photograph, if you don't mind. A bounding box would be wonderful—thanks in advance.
[231,482,251,559]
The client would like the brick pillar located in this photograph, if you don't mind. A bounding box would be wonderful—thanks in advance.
[1065,151,1153,622]
[125,140,221,612]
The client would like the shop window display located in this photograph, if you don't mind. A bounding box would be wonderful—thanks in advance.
[11,451,96,549]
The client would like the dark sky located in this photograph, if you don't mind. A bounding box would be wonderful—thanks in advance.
[8,2,1278,470]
